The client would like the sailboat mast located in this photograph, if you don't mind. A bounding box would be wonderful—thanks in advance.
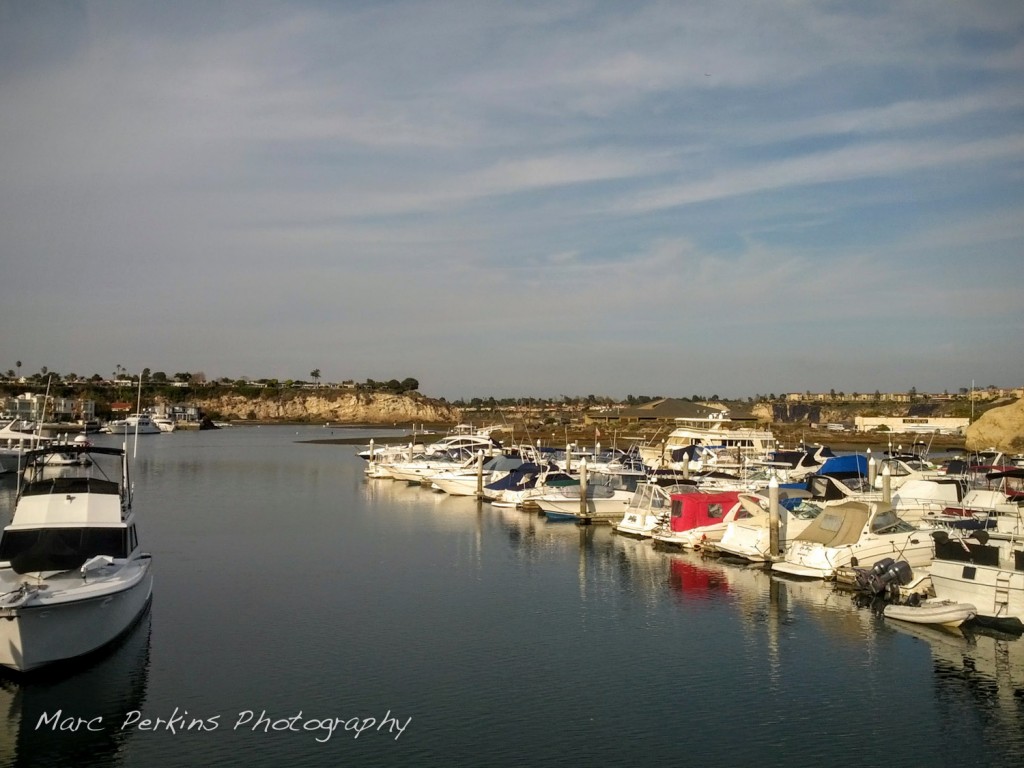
[133,375,143,458]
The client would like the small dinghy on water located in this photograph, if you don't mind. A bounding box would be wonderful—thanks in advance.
[883,600,977,628]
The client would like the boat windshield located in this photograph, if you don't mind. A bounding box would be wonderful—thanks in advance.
[790,501,824,520]
[0,527,129,574]
[869,509,916,534]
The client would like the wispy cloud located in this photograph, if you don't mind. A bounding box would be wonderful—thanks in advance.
[1,0,1022,396]
[613,134,1024,214]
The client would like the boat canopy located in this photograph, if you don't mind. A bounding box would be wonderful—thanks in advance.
[790,501,879,547]
[481,455,525,472]
[892,478,967,507]
[669,445,703,463]
[782,474,855,502]
[762,447,834,468]
[485,462,543,491]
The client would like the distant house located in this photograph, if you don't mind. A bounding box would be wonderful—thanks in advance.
[2,393,94,422]
[167,404,203,424]
[110,401,132,415]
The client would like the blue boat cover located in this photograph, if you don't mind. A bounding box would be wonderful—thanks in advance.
[818,454,867,478]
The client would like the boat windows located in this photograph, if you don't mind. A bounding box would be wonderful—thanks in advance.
[819,512,844,532]
[707,503,724,519]
[21,476,120,497]
[1,527,129,574]
[934,539,1000,567]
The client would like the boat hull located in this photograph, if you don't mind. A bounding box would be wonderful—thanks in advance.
[930,558,1024,627]
[0,562,153,673]
[773,536,935,580]
[535,495,632,521]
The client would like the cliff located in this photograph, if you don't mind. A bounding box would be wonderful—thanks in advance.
[192,390,462,424]
[965,398,1024,452]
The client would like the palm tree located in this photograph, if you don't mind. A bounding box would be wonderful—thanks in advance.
[310,369,321,388]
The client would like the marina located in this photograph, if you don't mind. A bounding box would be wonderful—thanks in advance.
[1,425,1024,767]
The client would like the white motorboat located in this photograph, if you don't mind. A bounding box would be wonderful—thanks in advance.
[889,477,971,526]
[612,482,698,538]
[429,454,524,496]
[532,467,643,522]
[928,528,1024,631]
[101,414,161,435]
[772,500,936,580]
[0,420,53,474]
[383,448,480,483]
[0,443,154,672]
[357,426,501,462]
[151,414,177,433]
[715,497,826,563]
[533,482,636,522]
[482,463,577,507]
[918,487,1021,532]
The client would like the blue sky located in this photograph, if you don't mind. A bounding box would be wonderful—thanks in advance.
[2,0,1022,400]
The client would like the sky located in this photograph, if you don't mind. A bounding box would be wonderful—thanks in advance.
[1,0,1022,401]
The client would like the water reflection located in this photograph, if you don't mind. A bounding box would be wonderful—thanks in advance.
[0,608,152,768]
[886,620,1024,755]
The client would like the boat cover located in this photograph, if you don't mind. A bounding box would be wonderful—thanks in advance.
[817,454,868,479]
[790,502,873,547]
[667,491,744,532]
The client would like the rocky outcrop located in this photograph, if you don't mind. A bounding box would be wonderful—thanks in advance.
[965,398,1024,452]
[764,402,822,423]
[193,390,461,424]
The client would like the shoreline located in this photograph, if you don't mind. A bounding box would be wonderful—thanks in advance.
[301,423,968,455]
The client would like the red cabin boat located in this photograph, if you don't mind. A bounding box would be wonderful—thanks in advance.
[652,490,759,549]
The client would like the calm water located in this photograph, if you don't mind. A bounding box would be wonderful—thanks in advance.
[2,426,1023,768]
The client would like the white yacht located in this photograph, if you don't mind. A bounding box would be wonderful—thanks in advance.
[482,463,577,507]
[772,500,936,580]
[638,415,776,472]
[715,498,825,563]
[101,414,161,435]
[929,528,1024,631]
[151,414,177,433]
[0,443,153,672]
[356,426,501,462]
[429,455,524,496]
[612,482,697,538]
[0,420,53,475]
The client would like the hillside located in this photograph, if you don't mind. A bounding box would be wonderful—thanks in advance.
[192,389,461,424]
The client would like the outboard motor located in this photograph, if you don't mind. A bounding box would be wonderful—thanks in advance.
[864,558,913,599]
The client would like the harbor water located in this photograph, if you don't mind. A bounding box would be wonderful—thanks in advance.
[2,425,1023,767]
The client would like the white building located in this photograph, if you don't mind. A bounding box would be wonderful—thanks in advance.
[854,415,969,435]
